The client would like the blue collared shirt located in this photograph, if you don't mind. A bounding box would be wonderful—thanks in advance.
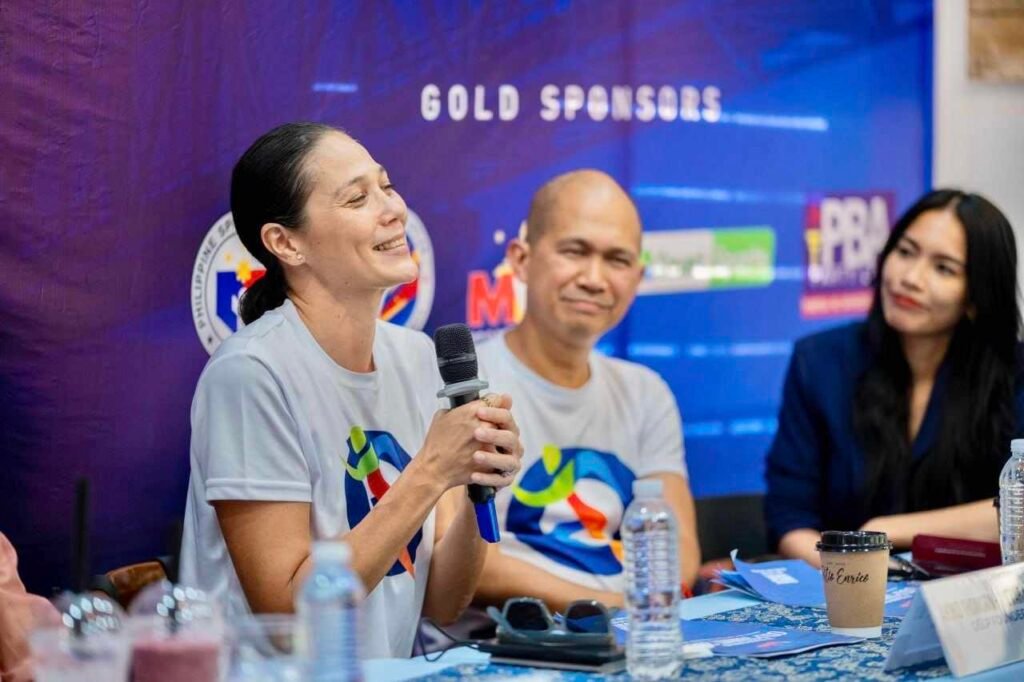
[764,322,1024,547]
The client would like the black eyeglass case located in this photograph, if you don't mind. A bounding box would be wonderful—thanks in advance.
[476,638,626,674]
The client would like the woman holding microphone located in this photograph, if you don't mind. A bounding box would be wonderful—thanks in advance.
[180,122,522,657]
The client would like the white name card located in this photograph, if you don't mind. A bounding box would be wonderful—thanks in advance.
[885,562,1024,678]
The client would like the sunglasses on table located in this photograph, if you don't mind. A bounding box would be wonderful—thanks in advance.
[486,597,614,648]
[888,554,934,581]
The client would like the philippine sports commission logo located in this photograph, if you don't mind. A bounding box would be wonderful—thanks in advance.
[344,426,422,577]
[191,210,435,354]
[506,445,635,576]
[380,211,435,329]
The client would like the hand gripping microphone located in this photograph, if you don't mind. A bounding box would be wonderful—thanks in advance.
[433,323,500,543]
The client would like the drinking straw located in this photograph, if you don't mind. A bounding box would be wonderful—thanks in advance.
[71,477,91,636]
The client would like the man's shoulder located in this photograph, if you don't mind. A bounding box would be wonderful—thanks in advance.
[594,353,666,387]
[592,354,676,410]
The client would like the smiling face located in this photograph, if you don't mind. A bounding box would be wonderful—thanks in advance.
[287,132,417,294]
[880,208,970,339]
[512,173,644,344]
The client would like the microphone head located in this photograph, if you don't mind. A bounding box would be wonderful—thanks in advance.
[433,323,478,384]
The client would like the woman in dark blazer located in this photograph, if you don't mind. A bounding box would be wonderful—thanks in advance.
[765,189,1024,565]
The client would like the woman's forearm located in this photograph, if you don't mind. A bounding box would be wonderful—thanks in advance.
[778,528,823,567]
[217,488,440,616]
[421,492,487,624]
[340,455,448,595]
[860,498,998,548]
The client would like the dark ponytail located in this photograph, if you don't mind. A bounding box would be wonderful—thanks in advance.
[239,263,288,325]
[230,122,336,324]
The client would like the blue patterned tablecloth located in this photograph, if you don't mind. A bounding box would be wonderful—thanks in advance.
[408,602,954,681]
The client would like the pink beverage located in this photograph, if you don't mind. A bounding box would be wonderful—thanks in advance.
[131,633,221,682]
[127,581,223,681]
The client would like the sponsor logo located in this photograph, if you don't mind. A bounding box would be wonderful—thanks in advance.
[191,212,266,355]
[466,259,525,333]
[801,192,893,318]
[506,445,635,576]
[344,427,422,577]
[639,227,776,295]
[380,210,435,330]
[465,225,773,331]
[192,210,435,354]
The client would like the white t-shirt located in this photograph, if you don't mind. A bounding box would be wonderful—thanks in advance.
[477,332,687,594]
[180,299,440,659]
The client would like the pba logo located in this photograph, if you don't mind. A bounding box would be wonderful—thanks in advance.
[191,210,435,354]
[506,445,635,576]
[801,192,894,318]
[344,426,422,577]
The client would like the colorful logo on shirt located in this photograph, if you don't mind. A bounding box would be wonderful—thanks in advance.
[343,426,422,577]
[506,445,635,576]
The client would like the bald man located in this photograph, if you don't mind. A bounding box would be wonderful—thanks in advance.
[473,170,700,612]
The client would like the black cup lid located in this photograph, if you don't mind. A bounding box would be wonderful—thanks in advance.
[816,530,892,553]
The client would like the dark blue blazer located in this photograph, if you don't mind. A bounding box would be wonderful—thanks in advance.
[764,322,1024,547]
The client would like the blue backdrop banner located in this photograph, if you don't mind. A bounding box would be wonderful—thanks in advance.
[0,1,932,593]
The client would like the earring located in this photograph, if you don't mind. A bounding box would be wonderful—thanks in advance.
[296,254,305,262]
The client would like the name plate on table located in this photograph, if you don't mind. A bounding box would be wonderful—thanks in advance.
[885,562,1024,678]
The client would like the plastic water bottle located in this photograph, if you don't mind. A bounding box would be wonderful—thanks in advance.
[621,478,682,680]
[295,541,363,681]
[1000,439,1024,565]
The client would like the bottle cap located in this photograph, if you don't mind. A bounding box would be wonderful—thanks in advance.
[53,591,125,637]
[632,478,664,499]
[312,540,352,564]
[129,580,219,635]
[1012,439,1024,456]
[816,530,892,553]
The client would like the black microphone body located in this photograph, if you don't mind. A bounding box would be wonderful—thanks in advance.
[433,324,501,543]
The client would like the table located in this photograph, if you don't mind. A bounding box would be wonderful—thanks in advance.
[364,590,1024,681]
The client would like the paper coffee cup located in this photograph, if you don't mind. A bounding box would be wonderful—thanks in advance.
[816,530,892,638]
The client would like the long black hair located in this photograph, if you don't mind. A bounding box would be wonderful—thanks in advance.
[853,189,1020,518]
[230,122,336,324]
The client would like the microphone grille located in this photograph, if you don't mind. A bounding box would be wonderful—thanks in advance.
[433,323,478,384]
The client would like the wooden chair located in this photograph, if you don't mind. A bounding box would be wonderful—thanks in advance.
[91,559,168,609]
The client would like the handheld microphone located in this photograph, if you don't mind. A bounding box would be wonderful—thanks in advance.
[433,323,500,543]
